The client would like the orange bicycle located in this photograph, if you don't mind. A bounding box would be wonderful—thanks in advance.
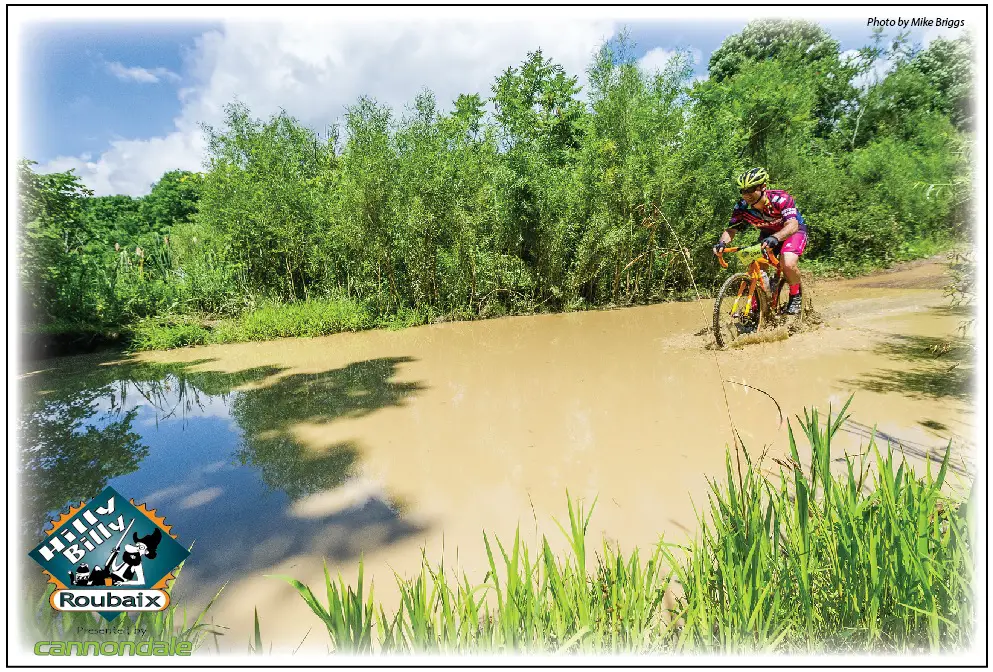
[713,244,802,349]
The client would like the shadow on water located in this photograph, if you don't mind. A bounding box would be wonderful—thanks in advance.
[841,333,974,401]
[18,353,428,596]
[928,304,974,319]
[838,418,973,478]
[230,358,424,500]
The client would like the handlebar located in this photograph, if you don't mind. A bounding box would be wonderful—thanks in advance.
[715,245,779,269]
[715,246,737,268]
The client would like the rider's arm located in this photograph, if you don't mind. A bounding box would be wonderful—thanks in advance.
[770,217,799,242]
[769,193,801,242]
[717,202,748,250]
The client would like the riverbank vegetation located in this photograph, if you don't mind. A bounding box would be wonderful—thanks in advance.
[273,399,973,655]
[18,23,974,352]
[26,399,973,655]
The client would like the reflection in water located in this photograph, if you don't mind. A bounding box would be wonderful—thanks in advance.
[231,357,423,499]
[18,359,283,534]
[20,393,146,538]
[17,354,427,595]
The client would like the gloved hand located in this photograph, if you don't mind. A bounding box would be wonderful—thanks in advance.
[713,241,727,256]
[761,235,779,250]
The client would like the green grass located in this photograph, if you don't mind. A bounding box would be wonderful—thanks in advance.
[276,495,674,654]
[239,298,373,340]
[374,305,435,331]
[127,297,374,350]
[664,397,973,654]
[130,317,210,350]
[277,398,973,655]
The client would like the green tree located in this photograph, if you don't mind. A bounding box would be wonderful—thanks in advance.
[908,37,974,128]
[140,170,204,234]
[199,103,330,300]
[708,20,859,135]
[81,195,144,247]
[18,159,99,323]
[708,19,842,82]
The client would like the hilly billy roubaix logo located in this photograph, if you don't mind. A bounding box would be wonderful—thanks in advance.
[29,486,190,621]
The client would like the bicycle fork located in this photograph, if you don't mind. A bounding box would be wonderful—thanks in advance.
[730,277,758,317]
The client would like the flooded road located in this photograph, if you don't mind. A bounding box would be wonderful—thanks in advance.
[18,258,976,652]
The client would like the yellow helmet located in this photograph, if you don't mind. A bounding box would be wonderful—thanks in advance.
[735,167,769,191]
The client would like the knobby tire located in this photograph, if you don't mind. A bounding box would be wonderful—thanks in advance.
[714,272,752,349]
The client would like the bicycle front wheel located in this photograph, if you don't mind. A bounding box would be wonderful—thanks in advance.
[713,272,757,349]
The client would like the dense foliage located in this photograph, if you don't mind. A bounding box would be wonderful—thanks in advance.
[17,25,974,348]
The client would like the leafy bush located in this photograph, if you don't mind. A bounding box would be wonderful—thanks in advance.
[239,299,374,341]
[18,26,974,348]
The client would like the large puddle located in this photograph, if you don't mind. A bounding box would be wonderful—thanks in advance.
[17,259,976,651]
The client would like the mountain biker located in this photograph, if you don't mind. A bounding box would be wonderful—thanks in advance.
[712,167,807,318]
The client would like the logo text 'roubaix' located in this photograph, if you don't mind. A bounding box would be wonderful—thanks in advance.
[54,589,170,612]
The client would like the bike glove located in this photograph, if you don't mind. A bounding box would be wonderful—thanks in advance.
[761,235,779,250]
[713,241,727,255]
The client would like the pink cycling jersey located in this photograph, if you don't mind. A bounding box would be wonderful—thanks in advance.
[728,189,807,235]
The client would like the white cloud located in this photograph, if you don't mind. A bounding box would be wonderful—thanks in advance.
[842,48,894,90]
[637,46,703,76]
[106,61,181,84]
[40,19,617,196]
[638,47,678,74]
[41,131,207,196]
[921,24,967,48]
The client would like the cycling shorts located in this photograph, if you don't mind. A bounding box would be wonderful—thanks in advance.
[764,229,808,257]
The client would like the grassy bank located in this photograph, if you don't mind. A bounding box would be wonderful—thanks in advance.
[272,398,973,655]
[23,399,974,656]
[35,243,957,354]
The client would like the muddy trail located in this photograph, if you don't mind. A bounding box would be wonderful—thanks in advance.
[20,257,976,652]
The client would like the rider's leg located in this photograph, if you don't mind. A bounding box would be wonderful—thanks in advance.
[779,229,808,291]
[779,230,807,314]
[782,252,801,287]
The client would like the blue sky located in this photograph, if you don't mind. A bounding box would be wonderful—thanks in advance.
[22,22,219,162]
[14,12,973,196]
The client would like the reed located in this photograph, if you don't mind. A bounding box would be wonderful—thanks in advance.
[281,399,972,655]
[661,397,973,653]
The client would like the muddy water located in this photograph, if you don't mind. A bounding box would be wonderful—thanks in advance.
[18,259,976,652]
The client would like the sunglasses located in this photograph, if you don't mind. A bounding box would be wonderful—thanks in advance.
[740,186,762,194]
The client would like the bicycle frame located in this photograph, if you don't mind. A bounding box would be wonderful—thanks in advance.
[716,246,781,319]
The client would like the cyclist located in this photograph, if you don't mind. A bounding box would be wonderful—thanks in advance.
[712,167,808,320]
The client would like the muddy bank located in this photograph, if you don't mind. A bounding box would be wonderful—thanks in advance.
[18,254,959,363]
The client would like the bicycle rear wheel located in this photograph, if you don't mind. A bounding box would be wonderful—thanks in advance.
[713,272,759,349]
